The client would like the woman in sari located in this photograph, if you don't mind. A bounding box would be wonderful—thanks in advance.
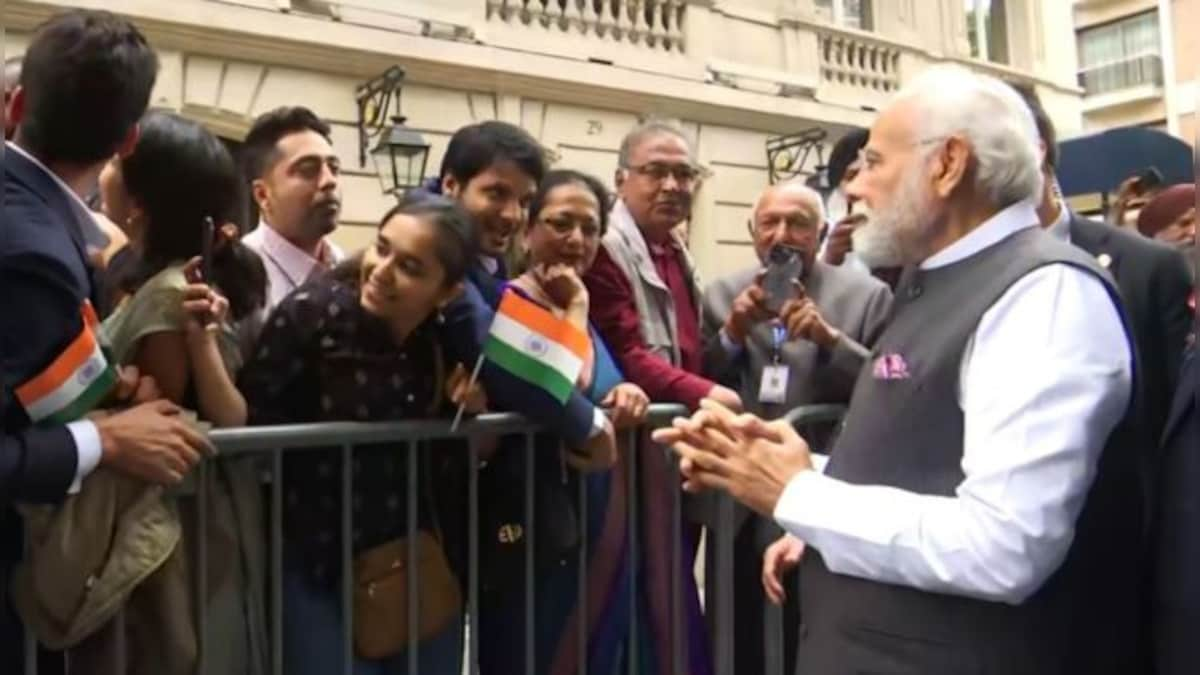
[477,169,712,675]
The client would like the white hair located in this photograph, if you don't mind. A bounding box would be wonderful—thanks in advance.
[751,179,826,224]
[891,65,1044,208]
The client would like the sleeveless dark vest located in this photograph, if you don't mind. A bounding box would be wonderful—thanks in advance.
[795,227,1145,675]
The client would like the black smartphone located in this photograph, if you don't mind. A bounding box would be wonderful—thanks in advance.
[200,217,215,282]
[761,244,805,313]
[1134,167,1164,193]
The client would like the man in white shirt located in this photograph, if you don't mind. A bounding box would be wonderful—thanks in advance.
[655,65,1142,674]
[240,106,345,311]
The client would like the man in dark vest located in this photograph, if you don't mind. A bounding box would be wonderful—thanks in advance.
[656,64,1143,675]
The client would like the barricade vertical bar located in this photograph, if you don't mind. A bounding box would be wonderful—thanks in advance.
[671,448,683,675]
[23,625,36,675]
[341,445,354,675]
[195,461,210,675]
[626,427,638,675]
[407,442,419,675]
[577,452,588,675]
[24,525,37,675]
[763,593,784,675]
[524,434,536,675]
[271,449,284,675]
[468,440,480,675]
[714,494,734,675]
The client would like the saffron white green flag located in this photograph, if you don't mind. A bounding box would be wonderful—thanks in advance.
[482,289,591,404]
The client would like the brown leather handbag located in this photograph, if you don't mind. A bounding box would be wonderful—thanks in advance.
[352,531,462,660]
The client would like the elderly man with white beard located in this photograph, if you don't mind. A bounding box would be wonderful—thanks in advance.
[655,64,1144,675]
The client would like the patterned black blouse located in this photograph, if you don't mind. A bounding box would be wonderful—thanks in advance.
[238,276,448,587]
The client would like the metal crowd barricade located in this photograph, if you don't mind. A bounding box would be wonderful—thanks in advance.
[710,403,848,675]
[21,402,847,675]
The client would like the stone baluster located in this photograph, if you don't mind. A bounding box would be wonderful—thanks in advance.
[544,0,567,29]
[488,0,510,22]
[610,0,627,42]
[591,0,611,38]
[626,0,644,45]
[667,0,685,52]
[518,0,536,25]
[853,42,866,86]
[643,0,663,49]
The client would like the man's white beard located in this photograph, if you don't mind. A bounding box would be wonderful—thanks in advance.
[852,170,936,269]
[851,212,905,269]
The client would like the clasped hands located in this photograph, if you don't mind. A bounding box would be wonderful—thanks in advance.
[651,399,814,517]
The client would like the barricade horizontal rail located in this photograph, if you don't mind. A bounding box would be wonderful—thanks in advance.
[20,403,846,675]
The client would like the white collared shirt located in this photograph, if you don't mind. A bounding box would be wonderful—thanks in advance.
[5,141,106,493]
[774,200,1132,603]
[479,255,500,277]
[242,221,345,311]
[1046,200,1072,243]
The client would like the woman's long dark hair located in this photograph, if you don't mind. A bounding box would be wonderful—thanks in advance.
[119,111,266,320]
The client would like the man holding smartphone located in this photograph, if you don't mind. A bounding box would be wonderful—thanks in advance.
[699,179,892,675]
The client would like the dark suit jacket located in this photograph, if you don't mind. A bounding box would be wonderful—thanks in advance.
[1,148,95,509]
[1151,325,1199,675]
[2,146,99,670]
[1069,214,1194,444]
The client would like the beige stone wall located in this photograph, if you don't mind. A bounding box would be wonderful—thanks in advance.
[7,0,1082,279]
[1179,112,1196,147]
[1084,98,1169,130]
[1074,0,1158,29]
[1072,0,1198,145]
[1174,0,1198,82]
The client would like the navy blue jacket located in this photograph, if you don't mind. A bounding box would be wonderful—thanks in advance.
[440,258,597,445]
[2,146,99,669]
[1,147,95,506]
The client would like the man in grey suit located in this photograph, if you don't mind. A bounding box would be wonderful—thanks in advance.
[700,180,891,675]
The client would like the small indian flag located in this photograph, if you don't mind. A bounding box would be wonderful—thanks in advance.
[483,289,591,404]
[16,302,117,424]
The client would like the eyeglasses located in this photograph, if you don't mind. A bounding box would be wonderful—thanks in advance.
[625,162,702,186]
[537,215,602,239]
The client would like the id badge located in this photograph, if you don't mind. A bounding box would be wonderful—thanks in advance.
[758,364,790,404]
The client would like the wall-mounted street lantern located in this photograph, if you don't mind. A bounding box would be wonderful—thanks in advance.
[765,127,828,188]
[356,65,430,198]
